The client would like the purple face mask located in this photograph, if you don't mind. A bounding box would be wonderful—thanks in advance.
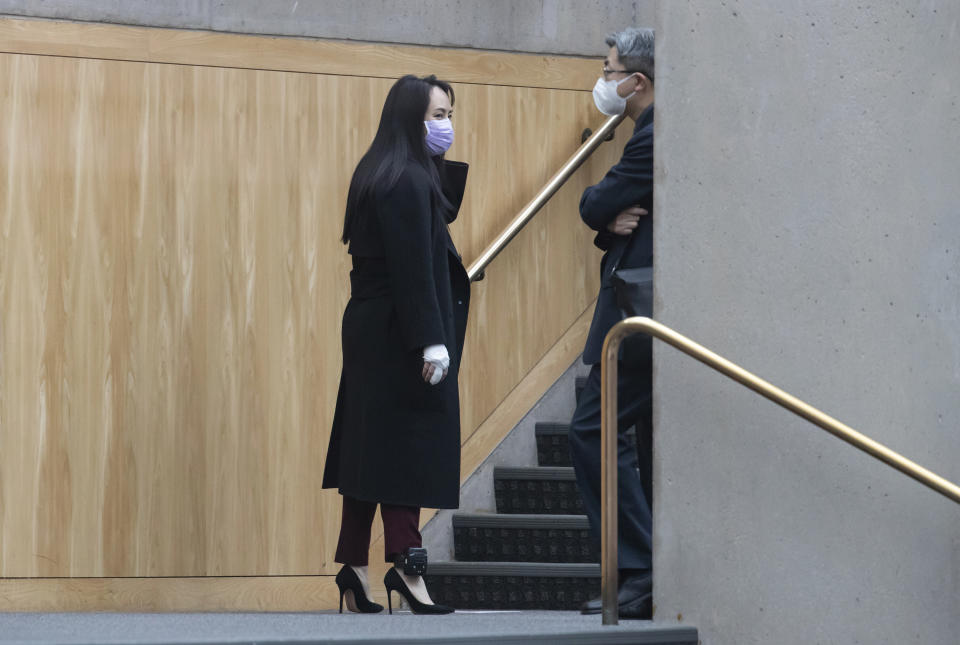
[424,118,454,156]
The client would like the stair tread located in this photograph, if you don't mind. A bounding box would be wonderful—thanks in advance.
[425,563,623,614]
[428,561,599,577]
[495,466,576,480]
[534,422,569,434]
[536,422,635,436]
[453,513,589,529]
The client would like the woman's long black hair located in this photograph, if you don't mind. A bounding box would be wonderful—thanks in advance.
[341,74,455,244]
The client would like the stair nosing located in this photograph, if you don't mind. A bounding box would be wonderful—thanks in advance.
[494,466,576,480]
[535,425,634,436]
[452,513,589,529]
[534,422,569,434]
[426,561,599,577]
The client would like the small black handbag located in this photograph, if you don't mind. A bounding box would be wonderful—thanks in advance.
[609,255,653,368]
[611,266,653,319]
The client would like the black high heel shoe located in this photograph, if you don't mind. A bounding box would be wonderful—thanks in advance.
[335,565,384,614]
[383,567,454,615]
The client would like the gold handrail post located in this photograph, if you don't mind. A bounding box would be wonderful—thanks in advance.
[599,316,960,624]
[600,321,626,625]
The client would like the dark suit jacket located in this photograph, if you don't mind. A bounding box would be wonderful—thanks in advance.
[581,105,654,365]
[322,159,470,509]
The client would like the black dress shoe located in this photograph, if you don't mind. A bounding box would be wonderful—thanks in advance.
[580,572,652,619]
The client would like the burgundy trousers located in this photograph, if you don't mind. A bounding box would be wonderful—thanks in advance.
[334,495,422,566]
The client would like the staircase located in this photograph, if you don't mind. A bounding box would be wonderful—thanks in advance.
[424,376,607,610]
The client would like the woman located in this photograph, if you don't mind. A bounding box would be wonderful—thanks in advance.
[321,74,470,615]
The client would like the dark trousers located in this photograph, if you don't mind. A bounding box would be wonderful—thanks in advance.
[334,495,422,566]
[568,361,652,571]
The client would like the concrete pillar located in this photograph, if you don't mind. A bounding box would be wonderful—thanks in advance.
[654,2,960,643]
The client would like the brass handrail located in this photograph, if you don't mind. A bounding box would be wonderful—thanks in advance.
[466,113,626,282]
[600,316,960,625]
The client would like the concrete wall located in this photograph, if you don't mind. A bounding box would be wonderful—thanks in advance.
[0,0,652,56]
[654,2,960,643]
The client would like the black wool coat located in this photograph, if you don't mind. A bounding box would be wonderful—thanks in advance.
[322,159,470,509]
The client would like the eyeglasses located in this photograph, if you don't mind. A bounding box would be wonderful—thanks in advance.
[602,66,653,83]
[602,66,635,78]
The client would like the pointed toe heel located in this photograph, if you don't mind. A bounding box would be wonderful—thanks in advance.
[383,567,454,615]
[335,565,384,614]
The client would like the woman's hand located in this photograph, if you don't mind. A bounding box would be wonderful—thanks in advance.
[422,344,450,385]
[422,361,447,385]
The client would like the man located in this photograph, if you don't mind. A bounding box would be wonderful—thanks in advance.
[568,27,655,619]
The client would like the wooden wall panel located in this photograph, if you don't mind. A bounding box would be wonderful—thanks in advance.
[0,576,339,612]
[0,20,631,582]
[0,17,597,92]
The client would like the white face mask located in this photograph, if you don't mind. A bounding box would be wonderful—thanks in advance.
[592,76,637,116]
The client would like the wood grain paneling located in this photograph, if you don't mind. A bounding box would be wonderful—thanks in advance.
[0,576,338,612]
[0,17,597,91]
[459,302,596,477]
[0,19,631,588]
[0,54,376,577]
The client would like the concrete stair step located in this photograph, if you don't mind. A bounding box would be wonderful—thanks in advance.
[423,561,599,611]
[573,376,587,401]
[494,466,584,515]
[0,611,699,644]
[534,422,573,467]
[453,512,598,563]
[536,422,637,467]
[575,375,588,402]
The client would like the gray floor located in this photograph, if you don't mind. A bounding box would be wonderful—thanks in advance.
[0,612,697,645]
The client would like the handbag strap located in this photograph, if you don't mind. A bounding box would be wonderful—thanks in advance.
[608,228,641,278]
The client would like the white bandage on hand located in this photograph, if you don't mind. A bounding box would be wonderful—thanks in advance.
[423,344,450,385]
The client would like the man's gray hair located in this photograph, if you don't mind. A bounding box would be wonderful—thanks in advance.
[605,27,654,83]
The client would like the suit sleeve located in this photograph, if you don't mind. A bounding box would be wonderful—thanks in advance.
[593,230,616,251]
[375,169,446,352]
[579,130,654,232]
